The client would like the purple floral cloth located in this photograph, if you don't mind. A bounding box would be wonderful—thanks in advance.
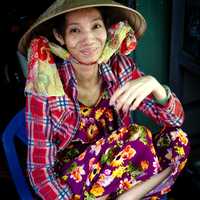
[54,89,190,200]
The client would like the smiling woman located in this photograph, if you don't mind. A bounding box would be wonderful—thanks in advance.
[54,8,107,65]
[17,0,190,200]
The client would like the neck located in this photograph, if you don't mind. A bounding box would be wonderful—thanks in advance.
[72,61,100,88]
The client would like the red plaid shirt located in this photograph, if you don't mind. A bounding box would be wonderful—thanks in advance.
[26,54,184,200]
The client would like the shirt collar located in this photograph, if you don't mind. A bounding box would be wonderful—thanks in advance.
[58,60,118,90]
[99,62,118,89]
[58,60,77,87]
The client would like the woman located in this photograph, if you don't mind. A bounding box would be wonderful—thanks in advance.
[18,0,190,200]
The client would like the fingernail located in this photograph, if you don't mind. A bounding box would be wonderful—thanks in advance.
[109,101,113,106]
[131,106,135,111]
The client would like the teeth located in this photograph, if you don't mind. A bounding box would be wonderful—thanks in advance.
[81,48,97,55]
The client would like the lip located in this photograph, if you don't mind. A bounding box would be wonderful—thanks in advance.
[80,47,98,56]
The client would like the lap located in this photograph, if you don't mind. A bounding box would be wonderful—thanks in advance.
[57,125,190,200]
[60,124,159,199]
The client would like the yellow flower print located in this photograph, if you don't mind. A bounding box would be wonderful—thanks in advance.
[119,178,133,191]
[150,143,156,155]
[110,157,124,167]
[89,158,96,169]
[95,108,106,120]
[87,124,99,140]
[61,175,68,181]
[105,110,113,121]
[128,125,146,143]
[90,183,105,197]
[97,173,114,187]
[97,174,106,184]
[122,145,136,159]
[100,118,106,127]
[112,166,127,178]
[79,121,85,129]
[178,159,188,171]
[118,127,129,138]
[140,160,149,171]
[70,165,85,183]
[90,138,105,155]
[177,129,189,145]
[108,131,119,143]
[95,138,105,147]
[80,107,92,117]
[150,196,159,200]
[73,194,81,200]
[147,128,153,140]
[110,145,136,167]
[78,151,86,161]
[174,146,185,156]
[89,162,101,182]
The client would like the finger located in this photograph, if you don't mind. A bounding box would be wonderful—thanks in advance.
[121,93,136,112]
[130,90,151,110]
[120,83,144,112]
[109,82,130,105]
[115,87,136,111]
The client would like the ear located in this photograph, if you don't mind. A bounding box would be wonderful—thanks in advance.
[53,29,65,46]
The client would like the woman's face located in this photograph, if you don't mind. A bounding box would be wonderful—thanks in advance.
[63,8,107,64]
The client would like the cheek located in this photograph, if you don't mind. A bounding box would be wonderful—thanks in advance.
[100,31,107,46]
[65,36,78,50]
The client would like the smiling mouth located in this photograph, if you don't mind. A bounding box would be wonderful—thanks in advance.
[80,47,98,56]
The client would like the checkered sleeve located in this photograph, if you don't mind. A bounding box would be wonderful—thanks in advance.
[26,93,73,200]
[132,65,184,127]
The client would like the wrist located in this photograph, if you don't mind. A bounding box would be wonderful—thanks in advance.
[153,84,170,105]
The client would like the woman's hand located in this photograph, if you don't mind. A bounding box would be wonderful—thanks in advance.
[109,75,167,113]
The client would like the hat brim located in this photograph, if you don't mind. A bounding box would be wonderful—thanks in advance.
[18,1,146,56]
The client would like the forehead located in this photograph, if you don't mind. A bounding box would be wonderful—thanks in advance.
[65,8,102,24]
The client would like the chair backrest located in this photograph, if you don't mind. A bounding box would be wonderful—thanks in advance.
[1,108,33,200]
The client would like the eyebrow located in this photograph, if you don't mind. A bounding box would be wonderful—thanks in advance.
[67,17,103,26]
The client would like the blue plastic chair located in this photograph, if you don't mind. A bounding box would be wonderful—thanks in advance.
[1,108,33,200]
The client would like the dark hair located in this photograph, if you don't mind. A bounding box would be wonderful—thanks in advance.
[52,14,66,37]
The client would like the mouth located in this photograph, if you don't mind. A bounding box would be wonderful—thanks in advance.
[80,47,98,56]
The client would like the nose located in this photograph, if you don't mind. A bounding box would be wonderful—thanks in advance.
[81,30,95,45]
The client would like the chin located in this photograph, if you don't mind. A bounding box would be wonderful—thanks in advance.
[78,57,99,65]
[80,60,98,65]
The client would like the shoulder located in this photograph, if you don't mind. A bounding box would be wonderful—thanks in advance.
[109,54,135,71]
[109,54,143,80]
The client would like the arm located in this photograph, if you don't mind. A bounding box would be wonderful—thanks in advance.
[26,93,72,200]
[109,56,184,127]
[116,167,172,200]
[132,68,184,127]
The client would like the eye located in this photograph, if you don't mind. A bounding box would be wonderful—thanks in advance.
[93,23,102,30]
[69,27,80,33]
